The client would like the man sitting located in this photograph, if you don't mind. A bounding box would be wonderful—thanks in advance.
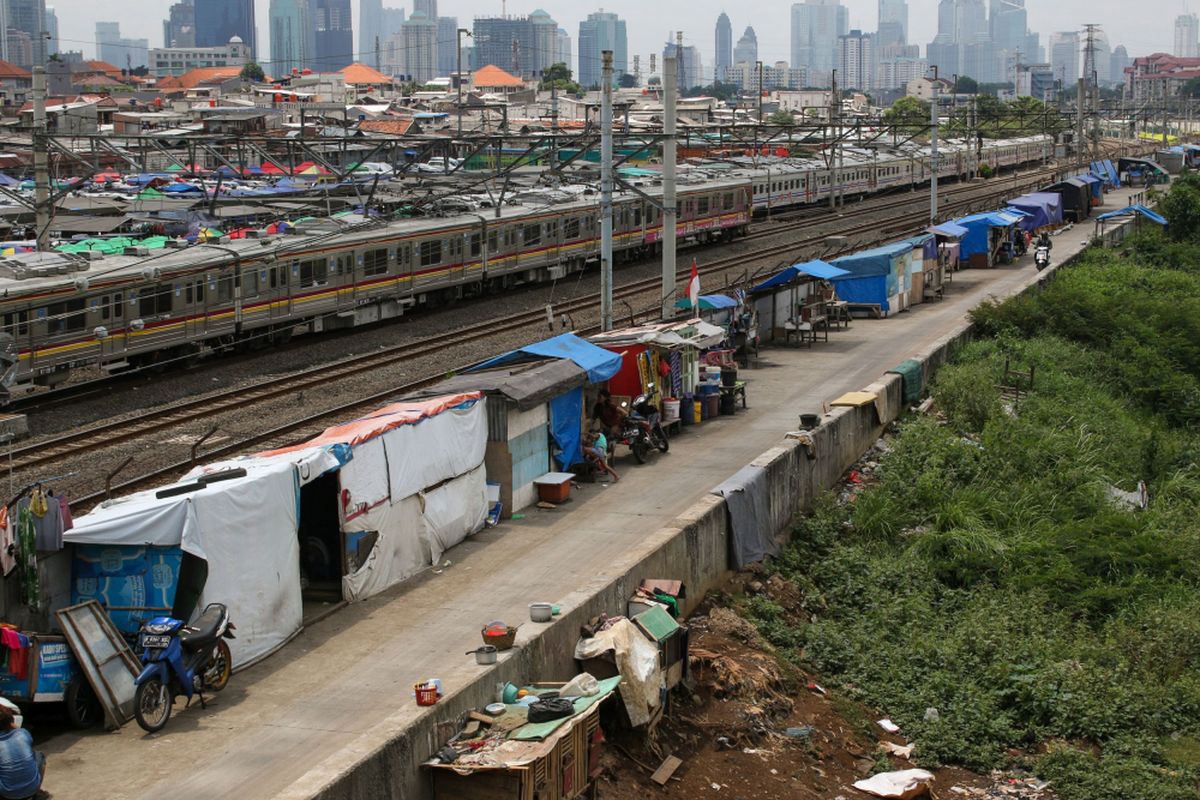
[0,701,45,800]
[590,389,625,438]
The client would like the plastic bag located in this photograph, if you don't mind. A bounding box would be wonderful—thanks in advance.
[561,672,600,698]
[527,697,574,723]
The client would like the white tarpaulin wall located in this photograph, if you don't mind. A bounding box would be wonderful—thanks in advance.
[334,398,490,601]
[64,460,305,668]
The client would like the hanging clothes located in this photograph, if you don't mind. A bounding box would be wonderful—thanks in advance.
[15,506,37,610]
[0,506,13,577]
[33,492,63,552]
[58,494,73,532]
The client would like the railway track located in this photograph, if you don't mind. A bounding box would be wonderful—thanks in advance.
[14,145,1146,511]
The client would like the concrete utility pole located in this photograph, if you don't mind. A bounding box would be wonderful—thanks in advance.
[929,66,939,222]
[662,55,678,321]
[829,69,838,210]
[600,50,614,332]
[456,28,471,143]
[32,66,48,251]
[1077,77,1086,164]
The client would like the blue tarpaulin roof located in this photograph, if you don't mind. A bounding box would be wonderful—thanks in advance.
[953,211,1022,257]
[675,293,738,310]
[1006,192,1063,230]
[470,332,621,384]
[928,221,968,238]
[751,259,849,292]
[830,241,913,278]
[1095,204,1168,227]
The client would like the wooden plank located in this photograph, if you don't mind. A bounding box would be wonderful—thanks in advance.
[650,755,683,786]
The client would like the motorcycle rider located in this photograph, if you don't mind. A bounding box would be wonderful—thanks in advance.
[1036,231,1052,251]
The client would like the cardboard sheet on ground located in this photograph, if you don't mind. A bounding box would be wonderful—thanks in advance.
[574,620,662,727]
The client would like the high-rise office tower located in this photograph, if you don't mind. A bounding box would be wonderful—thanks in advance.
[360,0,383,66]
[715,12,732,81]
[8,0,46,66]
[163,0,196,48]
[877,0,906,46]
[790,0,848,83]
[837,29,874,89]
[1049,31,1080,87]
[313,0,352,69]
[400,10,436,82]
[733,26,757,66]
[271,0,314,72]
[473,11,558,78]
[196,0,255,55]
[577,11,627,87]
[1176,14,1199,57]
[43,6,57,56]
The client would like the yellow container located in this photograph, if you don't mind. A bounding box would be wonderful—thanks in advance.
[694,401,703,422]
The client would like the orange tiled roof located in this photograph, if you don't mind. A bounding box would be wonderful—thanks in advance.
[162,66,245,90]
[472,64,524,88]
[340,62,392,85]
[0,59,30,80]
[80,60,122,78]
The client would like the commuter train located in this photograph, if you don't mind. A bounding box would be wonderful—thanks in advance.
[0,135,1054,396]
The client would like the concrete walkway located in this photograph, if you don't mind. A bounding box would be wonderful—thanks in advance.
[44,186,1145,800]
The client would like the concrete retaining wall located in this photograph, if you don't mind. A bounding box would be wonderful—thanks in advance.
[290,217,1145,800]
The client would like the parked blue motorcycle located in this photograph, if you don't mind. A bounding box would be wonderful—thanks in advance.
[133,603,235,733]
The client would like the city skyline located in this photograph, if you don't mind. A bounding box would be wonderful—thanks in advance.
[35,0,1170,81]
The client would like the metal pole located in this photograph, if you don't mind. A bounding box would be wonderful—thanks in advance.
[829,69,838,210]
[662,55,677,321]
[32,66,48,251]
[1077,78,1087,164]
[929,66,938,222]
[600,50,614,332]
[457,28,471,143]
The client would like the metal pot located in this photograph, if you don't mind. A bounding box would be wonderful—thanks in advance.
[467,645,498,665]
[529,603,553,623]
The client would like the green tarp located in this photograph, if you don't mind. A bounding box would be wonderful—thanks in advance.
[510,675,622,740]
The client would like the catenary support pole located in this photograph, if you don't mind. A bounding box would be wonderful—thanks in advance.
[600,50,614,332]
[32,66,48,251]
[929,67,939,222]
[662,55,678,320]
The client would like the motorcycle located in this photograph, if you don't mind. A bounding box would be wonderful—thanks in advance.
[133,603,235,733]
[610,391,670,464]
[1034,245,1050,271]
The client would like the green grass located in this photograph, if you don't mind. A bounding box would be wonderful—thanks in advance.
[743,207,1200,800]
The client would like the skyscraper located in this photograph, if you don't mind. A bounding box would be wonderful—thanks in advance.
[8,0,46,66]
[400,10,436,82]
[43,7,57,56]
[578,11,627,88]
[926,0,989,78]
[163,0,196,48]
[271,0,314,73]
[1110,44,1130,86]
[877,0,906,46]
[837,29,874,89]
[790,0,848,84]
[733,26,757,67]
[473,11,558,78]
[360,0,383,67]
[96,21,122,65]
[437,16,458,76]
[413,0,436,18]
[1049,31,1079,87]
[1175,14,1199,58]
[196,0,256,55]
[663,38,703,90]
[313,0,353,69]
[715,13,732,82]
[556,28,572,72]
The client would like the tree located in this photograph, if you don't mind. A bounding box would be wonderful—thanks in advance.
[240,61,265,82]
[883,96,930,135]
[539,62,581,94]
[1158,173,1200,240]
[767,110,795,126]
[955,75,979,94]
[617,73,637,89]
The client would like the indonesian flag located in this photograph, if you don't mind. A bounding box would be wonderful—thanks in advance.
[687,259,700,310]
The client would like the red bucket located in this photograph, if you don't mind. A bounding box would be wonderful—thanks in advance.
[414,683,439,706]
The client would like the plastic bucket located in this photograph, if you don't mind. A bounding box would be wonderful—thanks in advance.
[697,399,708,421]
[720,392,737,415]
[721,367,737,387]
[663,398,681,422]
[706,394,720,418]
[681,394,695,425]
[415,683,439,706]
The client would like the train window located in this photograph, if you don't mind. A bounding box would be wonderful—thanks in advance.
[547,221,558,239]
[363,248,389,276]
[299,258,327,288]
[46,298,86,335]
[697,197,709,215]
[449,238,462,259]
[564,218,580,239]
[138,286,172,317]
[184,281,205,305]
[3,311,28,336]
[218,277,233,302]
[243,270,259,297]
[723,192,734,210]
[633,207,642,226]
[488,231,498,252]
[419,240,442,267]
[523,223,541,247]
[469,233,481,257]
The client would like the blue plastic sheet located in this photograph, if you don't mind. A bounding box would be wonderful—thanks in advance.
[831,275,889,312]
[1095,204,1167,226]
[549,386,583,470]
[751,259,849,293]
[470,333,621,384]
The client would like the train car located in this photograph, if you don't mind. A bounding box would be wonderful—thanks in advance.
[0,179,751,395]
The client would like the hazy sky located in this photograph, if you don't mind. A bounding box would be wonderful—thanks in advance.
[52,0,1170,71]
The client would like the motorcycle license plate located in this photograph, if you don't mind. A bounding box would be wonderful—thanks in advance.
[141,634,171,649]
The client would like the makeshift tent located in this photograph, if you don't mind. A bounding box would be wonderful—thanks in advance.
[1005,192,1063,231]
[902,233,938,304]
[590,319,726,411]
[952,211,1022,267]
[1041,178,1091,222]
[829,241,913,313]
[65,447,345,667]
[1118,157,1170,185]
[750,259,849,293]
[258,393,490,602]
[927,221,968,239]
[1074,173,1103,205]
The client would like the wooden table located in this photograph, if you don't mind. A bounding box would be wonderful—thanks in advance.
[720,380,748,409]
[824,300,852,329]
